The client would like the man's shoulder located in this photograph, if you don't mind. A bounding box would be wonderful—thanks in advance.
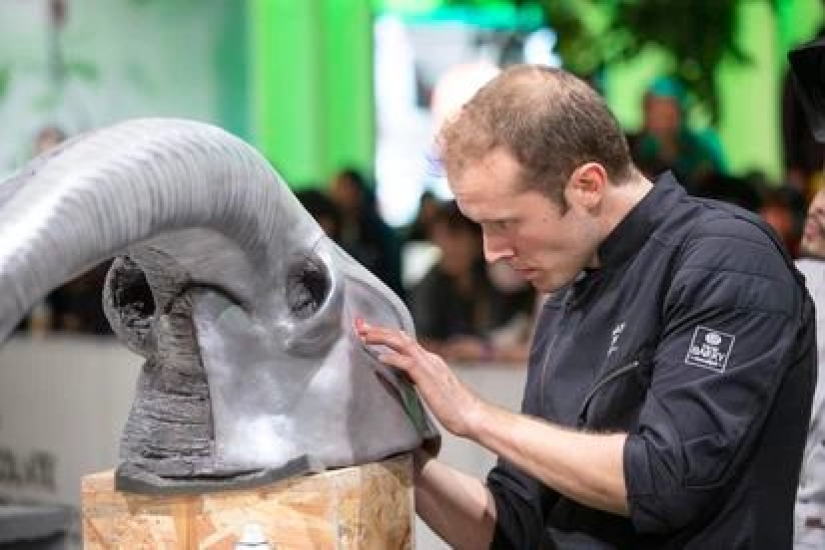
[647,193,798,286]
[670,197,781,255]
[646,179,766,246]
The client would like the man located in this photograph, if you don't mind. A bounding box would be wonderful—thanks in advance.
[796,189,825,549]
[787,35,825,550]
[357,65,816,548]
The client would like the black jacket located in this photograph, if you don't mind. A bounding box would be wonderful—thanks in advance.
[487,173,816,549]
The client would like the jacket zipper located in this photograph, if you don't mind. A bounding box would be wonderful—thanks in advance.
[539,334,559,414]
[540,293,575,413]
[577,360,640,425]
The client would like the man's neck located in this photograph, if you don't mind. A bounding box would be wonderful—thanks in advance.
[599,172,654,240]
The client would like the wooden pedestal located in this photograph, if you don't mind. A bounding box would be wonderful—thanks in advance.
[81,455,413,549]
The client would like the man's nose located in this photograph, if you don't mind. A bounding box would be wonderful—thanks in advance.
[483,232,514,263]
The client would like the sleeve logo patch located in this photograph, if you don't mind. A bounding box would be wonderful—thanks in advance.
[685,326,735,373]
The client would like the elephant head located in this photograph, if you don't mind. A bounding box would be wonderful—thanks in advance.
[0,118,438,494]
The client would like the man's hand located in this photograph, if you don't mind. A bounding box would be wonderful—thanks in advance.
[355,318,500,548]
[355,317,485,438]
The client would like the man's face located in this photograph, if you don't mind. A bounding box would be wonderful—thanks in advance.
[448,149,601,293]
[801,189,825,259]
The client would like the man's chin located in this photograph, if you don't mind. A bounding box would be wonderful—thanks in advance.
[801,241,825,260]
[533,277,564,294]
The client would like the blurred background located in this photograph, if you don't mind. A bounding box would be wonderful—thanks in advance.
[0,0,823,547]
[2,0,821,222]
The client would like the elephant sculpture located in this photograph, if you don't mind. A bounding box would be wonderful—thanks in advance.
[0,118,438,494]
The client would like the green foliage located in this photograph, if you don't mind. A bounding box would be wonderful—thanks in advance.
[446,0,778,123]
[544,0,766,123]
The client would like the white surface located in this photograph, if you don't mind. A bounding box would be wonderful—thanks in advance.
[0,336,141,546]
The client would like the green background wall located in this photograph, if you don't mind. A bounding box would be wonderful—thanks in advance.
[248,0,374,189]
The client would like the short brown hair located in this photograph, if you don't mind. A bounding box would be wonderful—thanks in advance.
[438,65,633,205]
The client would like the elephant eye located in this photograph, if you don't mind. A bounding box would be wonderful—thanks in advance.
[286,255,330,319]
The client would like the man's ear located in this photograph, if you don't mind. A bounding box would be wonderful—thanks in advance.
[565,163,608,210]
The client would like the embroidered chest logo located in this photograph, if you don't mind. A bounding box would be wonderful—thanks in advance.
[685,326,735,373]
[607,322,626,358]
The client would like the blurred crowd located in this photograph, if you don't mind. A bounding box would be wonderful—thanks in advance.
[628,75,811,261]
[13,70,825,366]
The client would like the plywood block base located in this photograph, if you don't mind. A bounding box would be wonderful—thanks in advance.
[81,454,413,549]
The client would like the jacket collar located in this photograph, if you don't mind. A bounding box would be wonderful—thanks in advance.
[597,171,685,269]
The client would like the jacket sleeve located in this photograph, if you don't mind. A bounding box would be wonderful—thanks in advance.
[487,458,560,549]
[624,216,810,534]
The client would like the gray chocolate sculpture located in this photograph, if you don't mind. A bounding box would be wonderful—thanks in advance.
[0,118,438,493]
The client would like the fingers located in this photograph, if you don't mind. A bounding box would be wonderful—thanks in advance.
[376,350,416,373]
[355,317,416,353]
[355,317,433,380]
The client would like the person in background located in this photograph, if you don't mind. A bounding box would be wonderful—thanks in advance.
[438,260,540,365]
[409,200,533,363]
[757,185,806,258]
[328,168,404,296]
[784,74,825,198]
[785,32,825,549]
[409,200,490,349]
[795,187,825,548]
[33,125,66,156]
[782,16,825,199]
[628,77,726,192]
[296,188,342,242]
[49,261,112,334]
[357,64,814,548]
[405,190,442,243]
[481,261,541,364]
[400,190,444,294]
